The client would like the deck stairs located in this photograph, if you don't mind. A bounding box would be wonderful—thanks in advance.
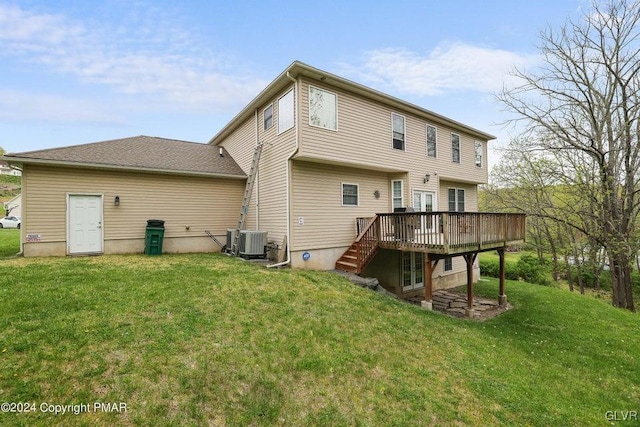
[335,215,379,274]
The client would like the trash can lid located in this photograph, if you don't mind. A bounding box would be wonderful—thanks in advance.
[147,219,165,227]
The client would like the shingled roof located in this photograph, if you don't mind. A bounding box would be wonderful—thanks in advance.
[3,136,246,178]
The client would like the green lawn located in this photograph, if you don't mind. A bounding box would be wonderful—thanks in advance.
[0,252,638,426]
[0,229,20,258]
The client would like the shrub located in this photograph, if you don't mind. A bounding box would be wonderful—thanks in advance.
[516,254,544,284]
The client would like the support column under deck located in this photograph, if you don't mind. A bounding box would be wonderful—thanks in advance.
[463,253,478,317]
[498,248,507,306]
[422,253,433,311]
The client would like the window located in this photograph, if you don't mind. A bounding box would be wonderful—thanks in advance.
[451,133,460,163]
[475,141,483,167]
[342,183,359,206]
[392,113,405,150]
[278,89,294,134]
[309,86,337,130]
[426,125,437,157]
[448,188,465,212]
[392,180,403,209]
[444,257,453,272]
[263,104,273,130]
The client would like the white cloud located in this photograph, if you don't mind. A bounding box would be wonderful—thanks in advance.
[344,43,540,96]
[0,4,267,117]
[0,90,125,124]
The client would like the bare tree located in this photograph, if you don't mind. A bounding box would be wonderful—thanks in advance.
[498,0,640,310]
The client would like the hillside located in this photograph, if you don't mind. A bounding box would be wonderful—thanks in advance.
[0,253,638,426]
[0,174,21,205]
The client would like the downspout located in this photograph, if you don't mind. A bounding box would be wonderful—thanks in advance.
[267,71,299,268]
[254,108,259,230]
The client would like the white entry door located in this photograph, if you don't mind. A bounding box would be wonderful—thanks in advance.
[68,195,103,254]
[412,190,436,231]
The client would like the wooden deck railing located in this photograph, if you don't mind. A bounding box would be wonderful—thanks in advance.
[376,212,526,254]
[337,212,526,274]
[354,215,379,269]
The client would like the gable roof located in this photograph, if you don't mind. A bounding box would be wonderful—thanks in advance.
[3,136,246,179]
[209,60,496,145]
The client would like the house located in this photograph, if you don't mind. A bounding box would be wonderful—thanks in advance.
[0,161,21,176]
[4,193,21,217]
[2,61,524,314]
[2,136,246,256]
[209,61,524,306]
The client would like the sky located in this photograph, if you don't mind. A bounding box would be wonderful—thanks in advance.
[0,0,589,169]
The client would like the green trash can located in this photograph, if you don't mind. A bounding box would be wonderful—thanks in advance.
[145,219,165,255]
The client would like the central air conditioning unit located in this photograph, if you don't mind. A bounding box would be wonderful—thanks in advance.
[226,228,238,253]
[239,230,267,258]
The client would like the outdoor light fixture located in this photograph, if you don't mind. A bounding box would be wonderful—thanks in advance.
[114,196,120,206]
[424,173,431,184]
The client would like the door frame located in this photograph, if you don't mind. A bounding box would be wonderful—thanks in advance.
[412,188,437,232]
[401,251,425,292]
[67,193,104,255]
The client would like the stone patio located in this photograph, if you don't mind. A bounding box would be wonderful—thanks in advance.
[408,288,511,320]
[333,270,511,320]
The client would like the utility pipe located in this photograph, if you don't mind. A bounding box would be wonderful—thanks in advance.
[267,71,299,268]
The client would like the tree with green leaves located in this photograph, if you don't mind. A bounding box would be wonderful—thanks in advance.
[498,0,640,310]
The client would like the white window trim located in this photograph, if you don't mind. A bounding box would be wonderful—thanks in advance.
[475,140,483,167]
[263,103,274,131]
[444,256,453,272]
[341,182,359,207]
[278,88,295,135]
[448,187,466,212]
[451,133,461,163]
[426,124,437,158]
[308,85,338,132]
[391,112,406,151]
[392,180,404,209]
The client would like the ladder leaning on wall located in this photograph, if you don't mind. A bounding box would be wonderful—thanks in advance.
[230,142,264,255]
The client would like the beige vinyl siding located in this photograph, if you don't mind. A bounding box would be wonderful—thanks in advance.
[217,85,296,243]
[23,165,244,244]
[218,116,256,229]
[297,77,488,184]
[291,161,389,250]
[255,85,297,243]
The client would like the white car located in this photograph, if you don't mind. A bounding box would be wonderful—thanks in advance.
[0,216,21,229]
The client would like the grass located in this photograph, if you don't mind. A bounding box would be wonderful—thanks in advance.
[0,229,20,258]
[0,250,638,426]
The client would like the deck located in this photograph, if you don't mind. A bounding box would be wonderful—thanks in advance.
[376,212,526,255]
[339,212,526,275]
[338,212,526,317]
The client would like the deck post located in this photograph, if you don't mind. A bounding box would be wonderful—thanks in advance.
[464,253,477,317]
[421,253,433,311]
[498,248,507,306]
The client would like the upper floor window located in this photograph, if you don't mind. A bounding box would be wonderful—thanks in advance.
[342,183,359,206]
[392,113,405,150]
[309,86,337,130]
[451,133,460,163]
[278,89,295,134]
[475,141,483,167]
[448,188,465,212]
[392,180,403,209]
[426,125,437,158]
[263,104,273,130]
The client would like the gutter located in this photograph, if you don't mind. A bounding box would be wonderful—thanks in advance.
[1,157,246,180]
[267,71,299,268]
